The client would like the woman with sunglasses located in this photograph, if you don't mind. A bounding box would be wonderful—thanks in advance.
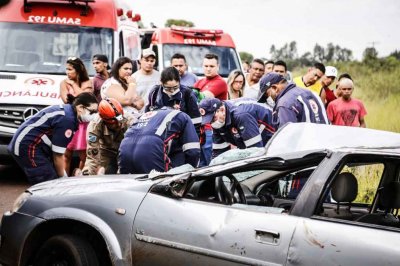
[101,57,144,117]
[8,92,98,184]
[60,57,94,175]
[227,70,245,99]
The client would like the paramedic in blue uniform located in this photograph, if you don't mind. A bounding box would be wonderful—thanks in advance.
[8,92,98,184]
[199,98,275,158]
[118,107,200,174]
[145,67,202,135]
[257,72,329,129]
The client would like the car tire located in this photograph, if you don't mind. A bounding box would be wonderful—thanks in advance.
[33,234,99,266]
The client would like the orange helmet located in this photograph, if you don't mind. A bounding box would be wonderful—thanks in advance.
[98,98,124,123]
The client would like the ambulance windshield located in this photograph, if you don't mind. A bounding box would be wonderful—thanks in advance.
[0,22,113,76]
[162,44,241,78]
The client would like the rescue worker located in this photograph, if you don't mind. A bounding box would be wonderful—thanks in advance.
[81,98,134,175]
[145,66,202,135]
[258,72,329,129]
[7,92,98,184]
[119,107,200,174]
[199,98,275,158]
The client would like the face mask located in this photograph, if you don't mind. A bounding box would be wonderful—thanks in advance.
[267,96,275,108]
[163,88,180,97]
[80,111,96,123]
[211,120,225,129]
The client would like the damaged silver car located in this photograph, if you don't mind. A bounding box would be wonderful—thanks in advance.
[1,123,400,266]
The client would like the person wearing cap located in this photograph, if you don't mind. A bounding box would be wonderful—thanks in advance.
[92,54,111,102]
[199,98,274,158]
[81,98,134,175]
[258,73,329,129]
[293,62,326,95]
[257,74,277,110]
[118,107,200,174]
[320,66,338,107]
[132,48,160,106]
[193,53,228,166]
[146,67,202,136]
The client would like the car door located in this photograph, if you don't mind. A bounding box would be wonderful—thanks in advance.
[131,192,299,266]
[287,154,400,266]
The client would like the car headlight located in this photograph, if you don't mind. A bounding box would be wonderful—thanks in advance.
[9,192,31,214]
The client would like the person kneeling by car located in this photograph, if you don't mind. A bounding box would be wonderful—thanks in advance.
[199,98,275,159]
[118,107,200,174]
[8,92,98,184]
[80,98,134,175]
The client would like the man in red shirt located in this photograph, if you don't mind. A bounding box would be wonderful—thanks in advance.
[327,78,367,127]
[194,53,228,100]
[194,53,228,166]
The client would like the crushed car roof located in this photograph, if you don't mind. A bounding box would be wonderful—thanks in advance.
[265,123,400,156]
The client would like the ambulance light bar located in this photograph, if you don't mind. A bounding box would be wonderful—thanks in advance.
[23,0,95,15]
[171,26,223,38]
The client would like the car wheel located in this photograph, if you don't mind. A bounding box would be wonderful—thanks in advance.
[33,234,99,266]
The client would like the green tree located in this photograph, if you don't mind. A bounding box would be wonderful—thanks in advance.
[165,19,195,27]
[389,50,400,60]
[363,47,378,62]
[313,43,325,62]
[239,51,253,63]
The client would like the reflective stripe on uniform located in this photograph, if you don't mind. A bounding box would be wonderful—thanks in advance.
[155,110,181,136]
[213,142,230,150]
[244,134,262,147]
[41,135,51,147]
[314,95,329,124]
[52,145,66,154]
[296,96,311,123]
[259,124,266,133]
[191,116,202,125]
[14,110,65,156]
[183,142,200,151]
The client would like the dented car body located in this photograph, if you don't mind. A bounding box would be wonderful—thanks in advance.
[1,123,400,265]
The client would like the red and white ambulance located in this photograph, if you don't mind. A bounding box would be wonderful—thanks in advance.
[0,0,142,161]
[141,26,243,78]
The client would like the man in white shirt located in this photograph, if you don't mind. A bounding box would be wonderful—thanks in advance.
[243,58,265,99]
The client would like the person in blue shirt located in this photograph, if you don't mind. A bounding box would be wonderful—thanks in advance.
[170,53,198,87]
[8,92,98,184]
[119,107,200,174]
[258,72,329,129]
[199,98,275,158]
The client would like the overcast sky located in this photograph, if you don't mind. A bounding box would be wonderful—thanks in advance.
[123,0,400,61]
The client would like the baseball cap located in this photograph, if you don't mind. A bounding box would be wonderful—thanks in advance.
[199,98,222,125]
[142,48,156,58]
[257,72,285,102]
[325,66,338,78]
[92,54,111,70]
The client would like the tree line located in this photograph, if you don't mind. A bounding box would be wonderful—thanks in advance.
[240,41,400,70]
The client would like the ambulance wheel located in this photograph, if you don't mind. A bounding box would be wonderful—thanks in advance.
[33,234,99,266]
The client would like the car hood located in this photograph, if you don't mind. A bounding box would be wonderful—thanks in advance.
[27,175,154,196]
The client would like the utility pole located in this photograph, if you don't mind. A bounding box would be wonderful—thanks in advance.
[368,41,380,48]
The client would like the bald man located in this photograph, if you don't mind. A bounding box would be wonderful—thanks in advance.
[327,78,367,127]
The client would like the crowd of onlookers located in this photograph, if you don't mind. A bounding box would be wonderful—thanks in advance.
[8,48,367,184]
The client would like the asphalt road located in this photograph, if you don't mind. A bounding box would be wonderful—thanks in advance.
[0,164,29,219]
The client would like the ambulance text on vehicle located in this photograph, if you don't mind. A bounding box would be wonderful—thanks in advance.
[141,26,243,78]
[0,0,142,161]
